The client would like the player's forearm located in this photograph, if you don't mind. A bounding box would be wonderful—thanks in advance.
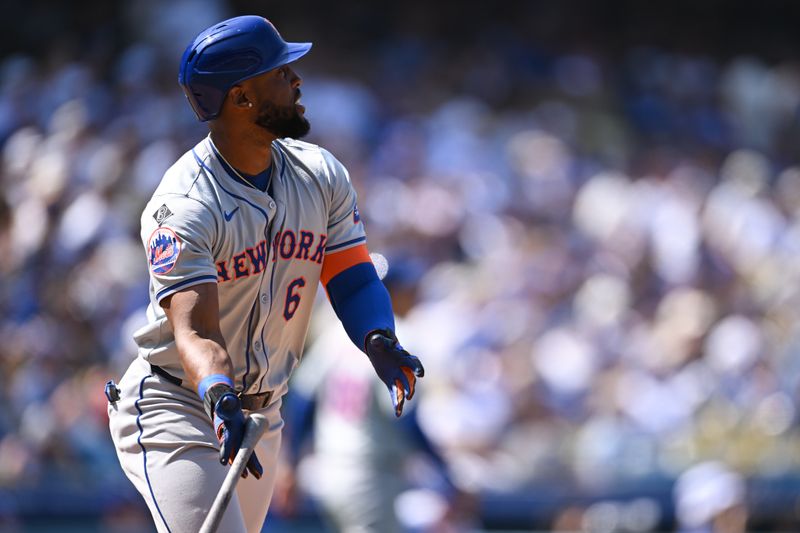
[162,283,234,390]
[175,332,235,390]
[325,261,395,351]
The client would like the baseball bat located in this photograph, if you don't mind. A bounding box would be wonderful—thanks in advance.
[199,413,269,533]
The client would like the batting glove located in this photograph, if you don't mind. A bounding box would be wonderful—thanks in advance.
[365,329,425,417]
[213,392,263,479]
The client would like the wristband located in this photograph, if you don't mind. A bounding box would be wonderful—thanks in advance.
[197,374,234,400]
[366,328,398,353]
[202,382,236,421]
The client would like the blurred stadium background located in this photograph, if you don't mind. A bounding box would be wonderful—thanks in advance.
[2,0,800,531]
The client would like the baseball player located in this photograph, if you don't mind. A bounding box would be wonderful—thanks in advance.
[106,15,424,533]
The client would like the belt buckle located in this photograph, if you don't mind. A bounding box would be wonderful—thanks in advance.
[239,390,273,410]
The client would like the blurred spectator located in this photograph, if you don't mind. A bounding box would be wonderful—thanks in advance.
[674,461,747,533]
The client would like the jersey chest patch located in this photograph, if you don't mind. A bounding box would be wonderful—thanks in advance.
[148,227,182,274]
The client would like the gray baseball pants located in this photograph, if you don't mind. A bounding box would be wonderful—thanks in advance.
[108,357,283,533]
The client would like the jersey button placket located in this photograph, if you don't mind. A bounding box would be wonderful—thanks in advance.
[260,293,268,305]
[254,340,262,352]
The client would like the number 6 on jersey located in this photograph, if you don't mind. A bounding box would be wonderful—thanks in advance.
[284,277,306,320]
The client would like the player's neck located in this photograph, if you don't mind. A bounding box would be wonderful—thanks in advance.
[209,126,274,176]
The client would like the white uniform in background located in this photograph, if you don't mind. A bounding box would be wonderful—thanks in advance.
[292,307,416,533]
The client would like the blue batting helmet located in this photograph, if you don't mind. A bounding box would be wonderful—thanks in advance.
[178,16,312,122]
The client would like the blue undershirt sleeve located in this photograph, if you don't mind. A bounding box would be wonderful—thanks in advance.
[399,408,455,492]
[281,389,316,467]
[324,262,395,352]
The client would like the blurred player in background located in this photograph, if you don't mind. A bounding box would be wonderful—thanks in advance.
[274,258,471,533]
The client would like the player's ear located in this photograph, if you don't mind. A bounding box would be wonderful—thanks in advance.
[229,86,253,110]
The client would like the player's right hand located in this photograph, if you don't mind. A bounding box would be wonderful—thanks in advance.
[213,393,263,479]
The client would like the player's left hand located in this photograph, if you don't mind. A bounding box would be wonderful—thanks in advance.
[365,329,425,417]
[213,392,263,479]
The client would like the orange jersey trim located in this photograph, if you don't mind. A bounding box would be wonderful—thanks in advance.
[320,244,371,286]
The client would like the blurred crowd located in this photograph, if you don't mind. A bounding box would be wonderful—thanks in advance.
[2,0,800,530]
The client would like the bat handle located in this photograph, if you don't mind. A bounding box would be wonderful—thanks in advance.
[199,413,269,533]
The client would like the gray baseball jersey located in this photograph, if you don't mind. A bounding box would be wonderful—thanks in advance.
[135,134,365,397]
[108,135,367,533]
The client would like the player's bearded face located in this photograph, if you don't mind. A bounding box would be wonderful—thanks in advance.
[254,95,310,139]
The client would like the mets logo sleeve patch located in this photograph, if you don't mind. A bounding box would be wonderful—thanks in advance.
[148,227,182,274]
